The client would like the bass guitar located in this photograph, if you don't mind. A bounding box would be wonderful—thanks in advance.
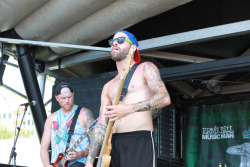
[51,119,98,167]
[96,46,134,167]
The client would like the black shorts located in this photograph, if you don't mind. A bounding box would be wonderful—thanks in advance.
[110,130,157,167]
[69,162,85,167]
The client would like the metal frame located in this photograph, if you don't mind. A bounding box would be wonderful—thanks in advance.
[160,55,250,82]
[45,20,250,71]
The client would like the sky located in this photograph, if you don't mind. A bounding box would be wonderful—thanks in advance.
[1,56,54,110]
[0,55,54,166]
[1,57,27,111]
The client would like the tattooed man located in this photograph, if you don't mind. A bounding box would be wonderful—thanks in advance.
[86,30,171,167]
[40,82,95,167]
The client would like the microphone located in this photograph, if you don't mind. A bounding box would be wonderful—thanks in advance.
[20,100,36,107]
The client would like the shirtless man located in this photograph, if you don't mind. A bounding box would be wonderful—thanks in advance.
[86,30,171,167]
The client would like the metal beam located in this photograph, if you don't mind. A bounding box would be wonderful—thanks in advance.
[192,47,250,98]
[168,81,195,98]
[1,84,27,99]
[139,20,250,51]
[160,55,250,82]
[141,51,214,63]
[47,51,111,70]
[191,74,226,98]
[0,37,110,52]
[46,20,250,70]
[222,83,250,94]
[16,44,47,142]
[0,58,19,68]
[197,83,250,98]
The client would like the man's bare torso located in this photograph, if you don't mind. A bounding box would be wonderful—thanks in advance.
[106,64,154,133]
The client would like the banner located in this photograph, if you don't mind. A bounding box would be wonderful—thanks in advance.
[184,100,250,167]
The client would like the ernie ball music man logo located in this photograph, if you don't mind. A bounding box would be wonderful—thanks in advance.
[202,126,234,140]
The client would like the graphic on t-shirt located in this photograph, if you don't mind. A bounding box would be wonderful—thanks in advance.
[226,128,250,167]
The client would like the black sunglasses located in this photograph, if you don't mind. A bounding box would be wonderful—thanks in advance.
[108,37,133,46]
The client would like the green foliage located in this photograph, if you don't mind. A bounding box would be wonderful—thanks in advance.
[0,124,14,139]
[0,124,34,139]
[20,129,33,138]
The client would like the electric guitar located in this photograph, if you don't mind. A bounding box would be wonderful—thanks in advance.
[96,47,134,167]
[51,119,98,167]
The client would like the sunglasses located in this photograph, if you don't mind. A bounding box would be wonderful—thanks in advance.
[108,37,133,46]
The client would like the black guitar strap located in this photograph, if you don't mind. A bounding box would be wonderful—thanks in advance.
[119,63,139,101]
[65,106,82,152]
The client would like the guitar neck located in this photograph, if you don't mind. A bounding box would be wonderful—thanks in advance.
[70,130,89,152]
[97,68,127,161]
[96,120,114,167]
[97,47,134,167]
[59,131,88,165]
[59,119,98,165]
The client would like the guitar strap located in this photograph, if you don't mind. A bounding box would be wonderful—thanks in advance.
[65,106,82,152]
[119,63,139,101]
[105,63,139,163]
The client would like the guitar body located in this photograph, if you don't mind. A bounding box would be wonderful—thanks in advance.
[51,119,97,167]
[51,153,69,167]
[100,155,111,167]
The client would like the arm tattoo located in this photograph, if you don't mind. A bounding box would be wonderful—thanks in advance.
[143,62,165,94]
[82,146,90,157]
[84,109,95,129]
[132,62,170,112]
[82,109,96,159]
[132,101,151,111]
[132,95,167,112]
[88,121,107,163]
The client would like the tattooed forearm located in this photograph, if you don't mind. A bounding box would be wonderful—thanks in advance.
[82,146,90,157]
[133,101,151,111]
[150,96,167,109]
[132,92,169,112]
[131,62,170,112]
[88,121,107,163]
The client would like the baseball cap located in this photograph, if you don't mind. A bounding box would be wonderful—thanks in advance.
[55,82,74,95]
[115,30,140,63]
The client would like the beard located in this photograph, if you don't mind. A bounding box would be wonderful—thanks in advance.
[111,47,128,62]
[62,103,73,111]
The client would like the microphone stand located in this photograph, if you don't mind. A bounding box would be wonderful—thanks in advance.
[8,105,29,166]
